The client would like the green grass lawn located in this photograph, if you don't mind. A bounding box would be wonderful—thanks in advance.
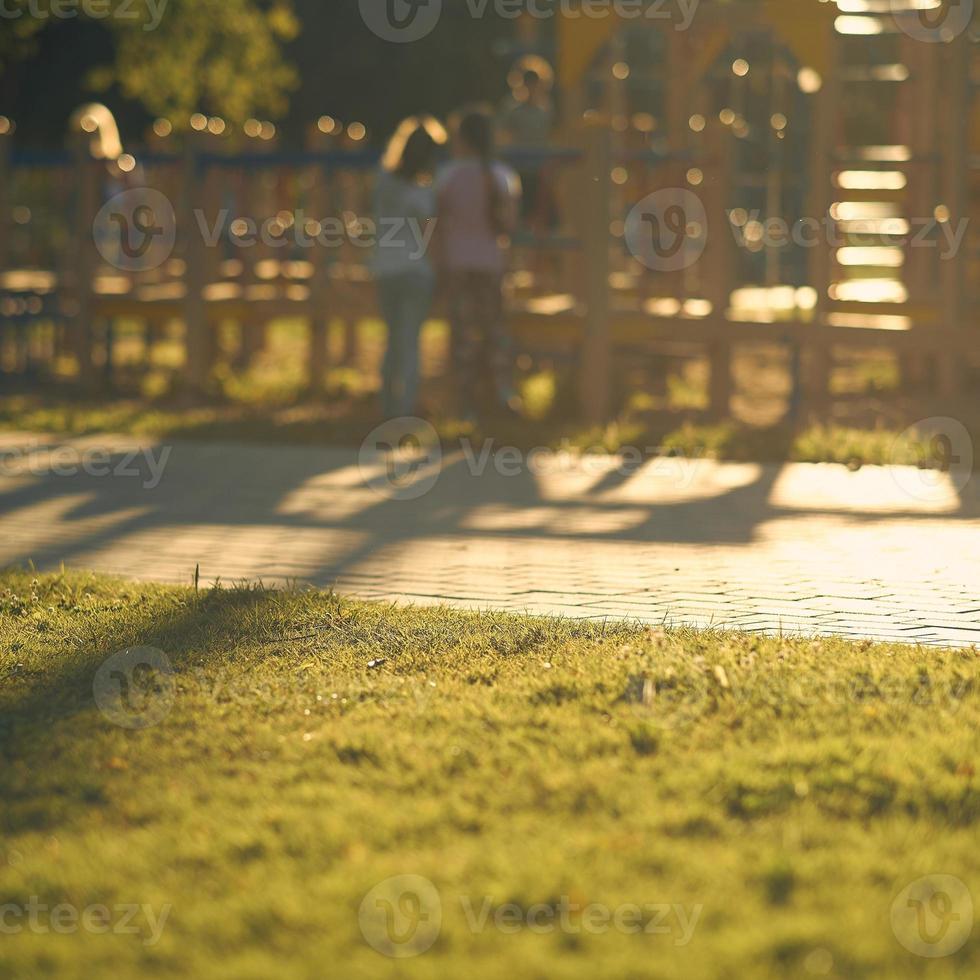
[3,319,974,467]
[0,390,964,471]
[2,570,979,978]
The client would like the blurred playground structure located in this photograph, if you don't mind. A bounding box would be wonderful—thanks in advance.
[1,0,979,423]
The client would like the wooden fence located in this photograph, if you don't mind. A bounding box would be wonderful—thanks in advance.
[1,14,979,422]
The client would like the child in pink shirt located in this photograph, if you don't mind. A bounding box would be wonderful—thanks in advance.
[436,111,522,419]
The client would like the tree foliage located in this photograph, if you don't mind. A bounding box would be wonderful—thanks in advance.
[0,4,46,70]
[2,0,299,127]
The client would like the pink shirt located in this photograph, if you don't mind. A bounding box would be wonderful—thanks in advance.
[436,160,521,273]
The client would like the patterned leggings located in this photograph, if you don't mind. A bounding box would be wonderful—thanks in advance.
[446,270,513,412]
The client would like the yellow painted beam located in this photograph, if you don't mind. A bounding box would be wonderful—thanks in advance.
[558,0,838,86]
[558,7,619,85]
[764,0,838,77]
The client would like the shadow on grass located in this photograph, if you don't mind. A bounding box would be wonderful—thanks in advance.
[5,386,978,473]
[0,579,292,833]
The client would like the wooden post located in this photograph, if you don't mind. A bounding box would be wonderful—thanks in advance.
[580,122,612,424]
[703,119,734,419]
[902,36,939,307]
[199,129,226,317]
[103,316,115,387]
[0,123,10,275]
[238,128,275,367]
[306,124,331,393]
[0,124,10,377]
[334,129,370,368]
[900,34,940,390]
[801,33,840,418]
[938,29,968,398]
[665,30,690,158]
[181,130,210,393]
[68,129,100,390]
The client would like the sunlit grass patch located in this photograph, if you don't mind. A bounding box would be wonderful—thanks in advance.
[1,570,978,978]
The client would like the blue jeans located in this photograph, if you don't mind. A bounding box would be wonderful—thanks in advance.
[377,272,434,418]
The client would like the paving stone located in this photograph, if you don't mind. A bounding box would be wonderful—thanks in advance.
[1,435,978,648]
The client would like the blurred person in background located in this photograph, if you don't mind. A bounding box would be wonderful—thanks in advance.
[436,109,522,422]
[372,116,446,418]
[499,61,557,232]
[500,67,554,148]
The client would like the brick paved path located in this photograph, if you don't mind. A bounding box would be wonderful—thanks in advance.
[1,433,978,647]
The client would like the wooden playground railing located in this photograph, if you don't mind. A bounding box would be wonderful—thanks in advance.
[0,70,978,423]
